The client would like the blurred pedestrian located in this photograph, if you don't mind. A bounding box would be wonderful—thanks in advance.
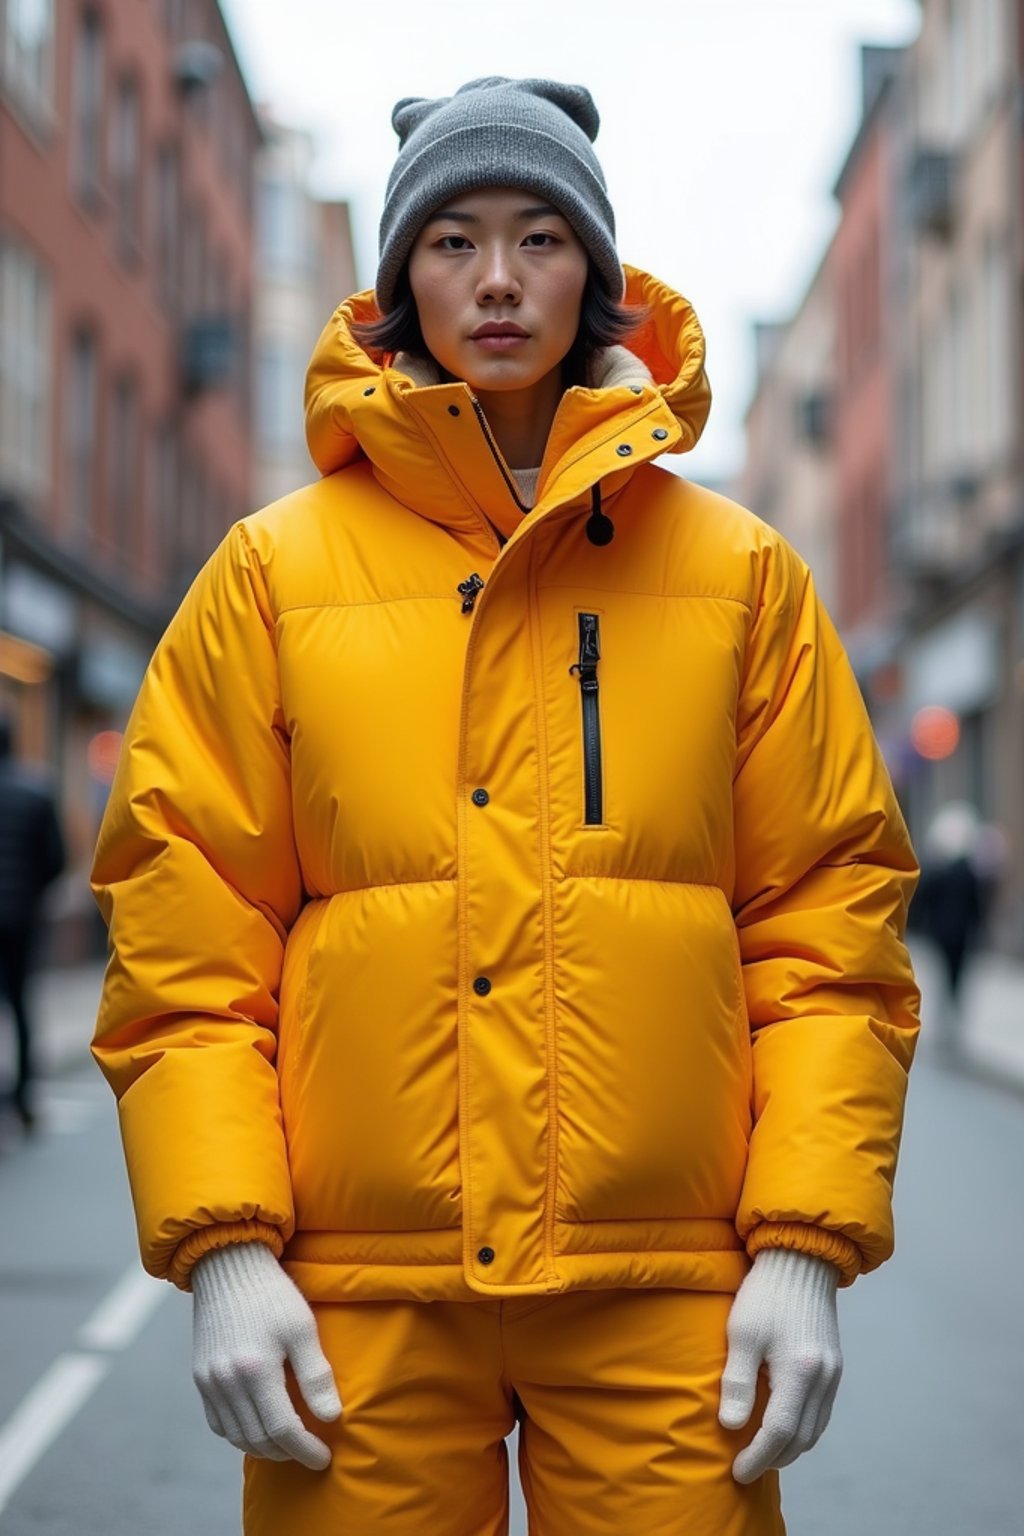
[90,75,922,1535]
[0,710,67,1132]
[914,800,985,1053]
[973,817,1009,931]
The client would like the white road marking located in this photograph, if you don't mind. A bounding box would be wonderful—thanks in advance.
[0,1354,110,1515]
[76,1264,167,1352]
[0,1263,170,1514]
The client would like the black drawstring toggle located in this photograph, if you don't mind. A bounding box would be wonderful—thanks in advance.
[585,483,614,545]
[457,572,485,613]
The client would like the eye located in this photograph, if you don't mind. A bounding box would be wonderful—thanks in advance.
[437,235,472,251]
[523,232,558,247]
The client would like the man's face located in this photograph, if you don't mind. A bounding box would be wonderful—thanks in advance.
[407,186,589,393]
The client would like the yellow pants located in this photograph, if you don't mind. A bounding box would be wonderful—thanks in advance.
[242,1286,786,1535]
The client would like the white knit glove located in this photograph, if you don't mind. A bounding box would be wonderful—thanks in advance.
[718,1247,843,1483]
[191,1240,342,1470]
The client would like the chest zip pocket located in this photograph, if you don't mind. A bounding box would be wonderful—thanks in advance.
[569,612,603,825]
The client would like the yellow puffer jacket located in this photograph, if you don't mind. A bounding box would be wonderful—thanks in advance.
[90,265,922,1304]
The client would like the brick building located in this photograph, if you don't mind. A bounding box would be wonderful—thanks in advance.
[738,250,838,618]
[0,0,262,958]
[739,2,1024,954]
[890,0,1024,948]
[830,49,903,662]
[252,108,357,508]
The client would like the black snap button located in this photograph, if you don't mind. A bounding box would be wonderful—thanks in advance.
[629,384,643,394]
[652,427,669,441]
[471,788,489,806]
[616,444,633,457]
[477,1246,495,1264]
[448,404,461,416]
[473,976,492,996]
[363,386,375,396]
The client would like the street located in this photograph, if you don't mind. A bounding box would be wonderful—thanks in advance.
[0,939,1021,1534]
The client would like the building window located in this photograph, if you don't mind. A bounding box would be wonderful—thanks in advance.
[66,329,98,537]
[258,179,311,279]
[947,0,968,139]
[207,61,223,167]
[153,142,181,309]
[920,315,944,481]
[109,373,139,560]
[1,0,55,127]
[0,234,52,500]
[864,222,880,363]
[152,420,180,582]
[257,340,304,450]
[110,74,142,262]
[206,245,229,313]
[948,280,970,467]
[181,199,207,315]
[162,0,185,39]
[72,10,105,210]
[178,450,211,577]
[981,229,1011,461]
[223,79,243,189]
[235,302,252,425]
[980,0,1003,97]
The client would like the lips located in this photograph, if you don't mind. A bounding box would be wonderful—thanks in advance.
[470,323,530,338]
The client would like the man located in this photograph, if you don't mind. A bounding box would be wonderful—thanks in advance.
[0,710,67,1131]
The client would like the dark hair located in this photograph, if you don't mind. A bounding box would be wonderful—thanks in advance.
[350,260,650,390]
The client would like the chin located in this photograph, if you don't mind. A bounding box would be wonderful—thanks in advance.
[471,373,542,393]
[458,358,548,394]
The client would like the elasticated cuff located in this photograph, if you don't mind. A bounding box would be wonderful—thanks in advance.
[168,1219,286,1293]
[745,1221,862,1288]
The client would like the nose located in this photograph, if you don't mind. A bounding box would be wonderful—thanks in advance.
[475,243,522,306]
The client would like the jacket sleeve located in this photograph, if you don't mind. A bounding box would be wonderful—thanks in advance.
[731,530,922,1288]
[89,522,303,1292]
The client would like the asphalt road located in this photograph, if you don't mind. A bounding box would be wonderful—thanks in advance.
[0,1029,1020,1534]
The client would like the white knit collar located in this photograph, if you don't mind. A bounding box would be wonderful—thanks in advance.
[392,343,654,392]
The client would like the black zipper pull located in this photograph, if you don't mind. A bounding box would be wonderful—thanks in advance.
[457,572,485,613]
[569,612,601,678]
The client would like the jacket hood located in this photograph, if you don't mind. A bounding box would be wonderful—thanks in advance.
[304,263,712,540]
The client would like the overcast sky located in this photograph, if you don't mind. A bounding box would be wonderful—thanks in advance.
[220,0,920,484]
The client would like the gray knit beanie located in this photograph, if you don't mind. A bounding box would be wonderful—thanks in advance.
[374,75,625,314]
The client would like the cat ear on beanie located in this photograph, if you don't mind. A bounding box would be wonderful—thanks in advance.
[391,95,447,147]
[519,78,600,142]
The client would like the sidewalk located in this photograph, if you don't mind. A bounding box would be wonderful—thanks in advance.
[908,936,1024,1091]
[0,940,1022,1100]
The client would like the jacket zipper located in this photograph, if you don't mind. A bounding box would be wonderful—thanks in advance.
[469,393,532,517]
[453,396,528,613]
[569,612,603,825]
